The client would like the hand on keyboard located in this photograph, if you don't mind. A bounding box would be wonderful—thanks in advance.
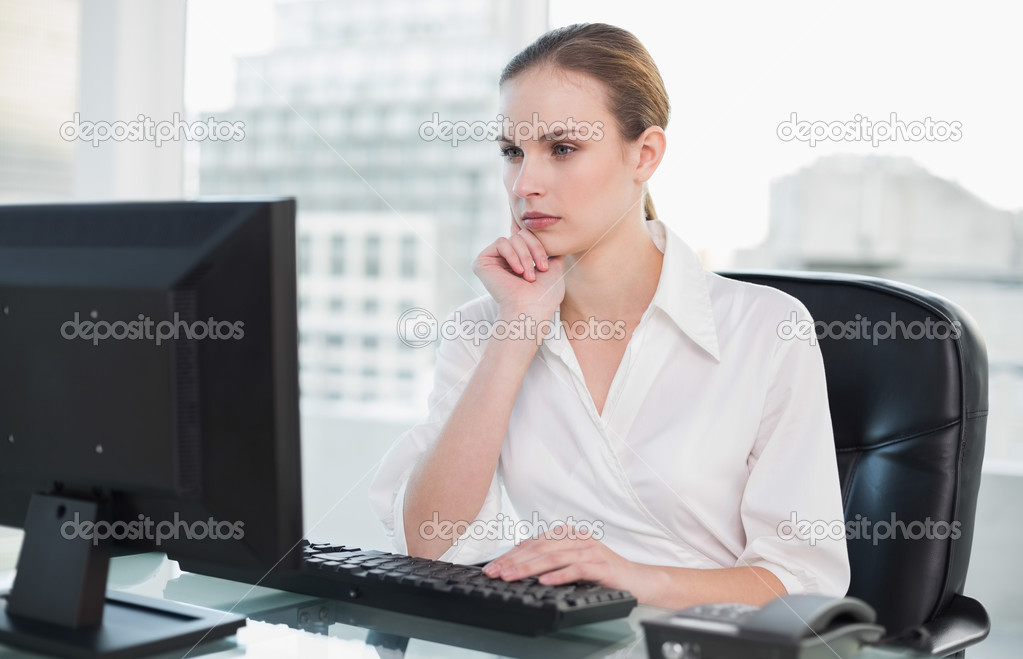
[480,527,641,596]
[280,543,637,635]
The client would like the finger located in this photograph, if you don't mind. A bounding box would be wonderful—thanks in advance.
[500,546,586,581]
[484,536,562,577]
[536,560,585,585]
[483,537,542,576]
[512,228,550,272]
[493,237,525,275]
[501,234,536,280]
[540,523,577,541]
[506,233,539,282]
[506,534,553,560]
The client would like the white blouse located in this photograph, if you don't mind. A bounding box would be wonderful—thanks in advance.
[369,219,850,597]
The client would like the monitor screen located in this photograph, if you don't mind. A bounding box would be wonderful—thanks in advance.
[0,198,303,657]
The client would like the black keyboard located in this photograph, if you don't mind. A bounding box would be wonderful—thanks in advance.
[266,542,638,636]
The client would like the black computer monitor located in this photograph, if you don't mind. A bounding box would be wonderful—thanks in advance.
[0,198,303,658]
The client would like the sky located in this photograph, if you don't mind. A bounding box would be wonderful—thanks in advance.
[185,0,1023,263]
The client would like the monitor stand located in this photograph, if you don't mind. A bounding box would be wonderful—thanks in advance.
[0,493,245,659]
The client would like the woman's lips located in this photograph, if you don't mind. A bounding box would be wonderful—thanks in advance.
[523,216,561,230]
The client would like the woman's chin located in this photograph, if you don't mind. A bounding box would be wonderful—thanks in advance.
[531,236,559,258]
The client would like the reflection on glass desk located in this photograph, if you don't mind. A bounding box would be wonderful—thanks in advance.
[0,554,930,659]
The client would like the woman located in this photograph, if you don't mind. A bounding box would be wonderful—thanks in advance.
[370,23,849,608]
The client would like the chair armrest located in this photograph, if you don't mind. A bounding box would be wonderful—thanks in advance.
[921,594,990,656]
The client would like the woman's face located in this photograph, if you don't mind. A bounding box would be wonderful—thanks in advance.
[498,67,649,257]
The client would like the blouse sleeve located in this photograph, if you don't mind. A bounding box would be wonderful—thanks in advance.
[368,304,511,564]
[736,300,851,597]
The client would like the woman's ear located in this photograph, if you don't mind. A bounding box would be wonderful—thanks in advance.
[634,125,666,184]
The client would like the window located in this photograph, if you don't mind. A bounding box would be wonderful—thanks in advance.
[400,235,417,278]
[330,236,346,275]
[0,2,79,202]
[175,8,1020,652]
[365,235,381,277]
[298,235,313,274]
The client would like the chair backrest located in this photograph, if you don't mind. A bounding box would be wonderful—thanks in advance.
[721,271,988,634]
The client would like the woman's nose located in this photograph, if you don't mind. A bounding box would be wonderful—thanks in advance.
[511,157,545,198]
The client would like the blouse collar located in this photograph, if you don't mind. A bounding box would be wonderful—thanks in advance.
[646,219,722,362]
[546,219,722,363]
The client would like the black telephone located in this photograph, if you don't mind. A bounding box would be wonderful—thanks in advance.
[642,594,885,659]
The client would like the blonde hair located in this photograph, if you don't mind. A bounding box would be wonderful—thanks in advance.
[500,23,670,221]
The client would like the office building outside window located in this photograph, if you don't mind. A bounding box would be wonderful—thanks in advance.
[191,0,546,417]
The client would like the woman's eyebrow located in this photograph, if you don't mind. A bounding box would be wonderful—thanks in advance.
[538,128,586,141]
[496,129,587,144]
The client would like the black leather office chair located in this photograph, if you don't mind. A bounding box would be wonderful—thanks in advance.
[721,271,991,658]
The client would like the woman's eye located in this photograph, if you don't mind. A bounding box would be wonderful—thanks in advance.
[552,143,576,157]
[500,146,523,159]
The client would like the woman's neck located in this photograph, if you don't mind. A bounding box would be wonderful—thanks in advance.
[559,221,664,324]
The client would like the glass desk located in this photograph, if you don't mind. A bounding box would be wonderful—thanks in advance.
[0,554,929,659]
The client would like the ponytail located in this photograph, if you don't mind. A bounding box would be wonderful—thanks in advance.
[644,188,657,221]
